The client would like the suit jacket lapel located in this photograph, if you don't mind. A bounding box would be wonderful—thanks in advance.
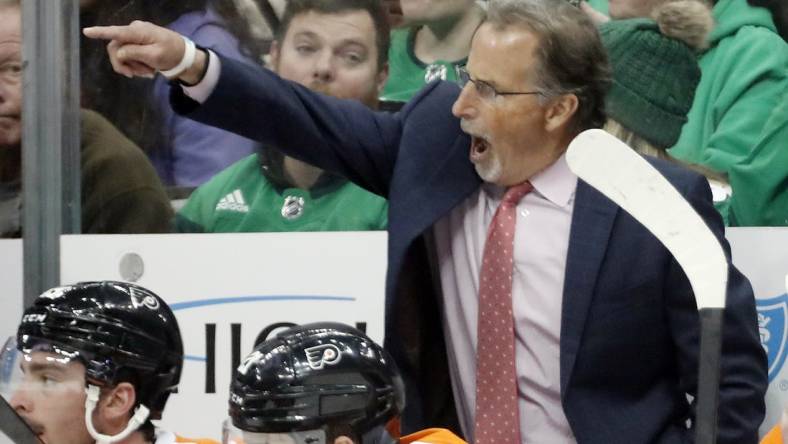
[560,179,618,397]
[397,132,481,250]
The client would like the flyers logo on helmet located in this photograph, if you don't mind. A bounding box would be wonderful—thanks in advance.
[305,344,342,370]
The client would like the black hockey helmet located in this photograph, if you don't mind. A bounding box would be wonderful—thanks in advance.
[15,281,183,419]
[228,322,404,439]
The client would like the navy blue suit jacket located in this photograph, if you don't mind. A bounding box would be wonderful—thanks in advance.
[173,56,767,444]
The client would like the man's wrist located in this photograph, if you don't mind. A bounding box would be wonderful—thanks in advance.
[177,47,209,86]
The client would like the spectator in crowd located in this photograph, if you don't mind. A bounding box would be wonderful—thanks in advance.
[81,0,269,187]
[0,0,172,237]
[599,1,735,221]
[86,0,768,441]
[1,281,216,444]
[380,0,484,101]
[587,0,788,226]
[224,322,467,444]
[727,88,788,226]
[176,0,389,233]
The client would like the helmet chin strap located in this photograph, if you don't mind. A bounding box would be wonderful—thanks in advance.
[84,385,151,444]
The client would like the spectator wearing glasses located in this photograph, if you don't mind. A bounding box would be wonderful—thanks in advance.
[86,0,767,441]
[0,0,172,237]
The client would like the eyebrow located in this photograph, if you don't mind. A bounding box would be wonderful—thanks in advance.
[291,31,369,51]
[291,30,319,41]
[465,67,501,89]
[476,78,499,89]
[21,361,68,375]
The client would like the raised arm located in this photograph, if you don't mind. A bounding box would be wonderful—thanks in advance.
[84,21,407,196]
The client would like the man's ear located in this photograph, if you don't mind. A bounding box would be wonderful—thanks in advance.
[333,436,355,444]
[544,93,579,132]
[376,62,390,94]
[97,382,137,429]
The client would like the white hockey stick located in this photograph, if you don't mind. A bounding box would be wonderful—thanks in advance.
[566,128,728,444]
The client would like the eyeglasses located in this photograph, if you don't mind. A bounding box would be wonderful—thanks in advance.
[457,66,542,101]
[0,60,23,84]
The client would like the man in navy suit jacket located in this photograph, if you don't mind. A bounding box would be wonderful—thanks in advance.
[86,0,767,442]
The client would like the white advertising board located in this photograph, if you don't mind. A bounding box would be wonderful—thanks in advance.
[728,228,788,436]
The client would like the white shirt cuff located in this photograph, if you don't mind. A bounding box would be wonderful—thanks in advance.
[182,49,221,104]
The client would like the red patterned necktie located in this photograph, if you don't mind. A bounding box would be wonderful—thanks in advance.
[474,181,534,444]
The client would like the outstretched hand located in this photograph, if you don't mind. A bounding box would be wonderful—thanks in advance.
[83,20,206,83]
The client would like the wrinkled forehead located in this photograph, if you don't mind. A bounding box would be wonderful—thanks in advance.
[467,22,540,85]
[0,14,22,65]
[0,5,21,44]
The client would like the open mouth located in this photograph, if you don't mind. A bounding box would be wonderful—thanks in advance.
[470,136,490,162]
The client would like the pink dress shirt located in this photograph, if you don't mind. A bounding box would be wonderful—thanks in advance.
[434,153,578,443]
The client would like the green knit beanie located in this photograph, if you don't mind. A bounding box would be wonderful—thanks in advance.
[600,1,713,149]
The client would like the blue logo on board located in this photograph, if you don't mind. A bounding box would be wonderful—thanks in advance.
[757,293,788,383]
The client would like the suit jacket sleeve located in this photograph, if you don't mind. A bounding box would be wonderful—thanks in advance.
[667,172,767,443]
[170,55,403,198]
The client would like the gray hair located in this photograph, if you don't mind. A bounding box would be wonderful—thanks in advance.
[485,0,611,132]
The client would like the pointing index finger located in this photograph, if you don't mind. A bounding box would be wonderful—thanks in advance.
[82,25,141,43]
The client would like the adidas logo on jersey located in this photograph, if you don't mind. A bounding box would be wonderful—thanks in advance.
[216,189,249,213]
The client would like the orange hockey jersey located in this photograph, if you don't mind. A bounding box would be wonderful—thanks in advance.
[399,428,468,444]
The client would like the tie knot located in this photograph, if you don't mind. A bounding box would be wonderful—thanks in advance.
[502,181,533,205]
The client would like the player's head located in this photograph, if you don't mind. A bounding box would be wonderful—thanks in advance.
[2,281,183,444]
[226,322,404,444]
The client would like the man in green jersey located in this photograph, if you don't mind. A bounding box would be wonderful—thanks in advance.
[177,0,390,233]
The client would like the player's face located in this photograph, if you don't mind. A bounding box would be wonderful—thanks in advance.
[271,10,388,109]
[0,5,23,149]
[9,352,94,444]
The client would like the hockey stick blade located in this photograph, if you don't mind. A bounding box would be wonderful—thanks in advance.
[566,129,727,309]
[0,395,42,444]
